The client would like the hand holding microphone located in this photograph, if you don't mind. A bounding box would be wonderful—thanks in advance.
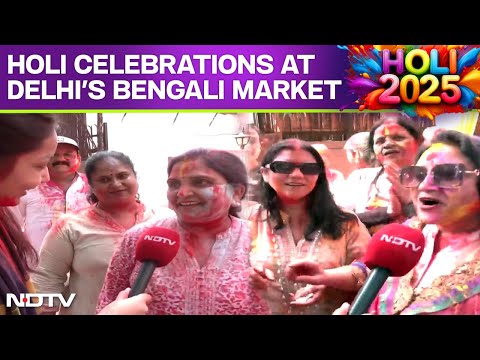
[347,223,425,315]
[98,288,152,315]
[129,226,181,297]
[98,226,179,315]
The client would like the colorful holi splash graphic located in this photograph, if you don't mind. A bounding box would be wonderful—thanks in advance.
[339,45,480,121]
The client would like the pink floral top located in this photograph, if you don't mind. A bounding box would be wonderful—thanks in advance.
[96,216,270,315]
[371,224,480,315]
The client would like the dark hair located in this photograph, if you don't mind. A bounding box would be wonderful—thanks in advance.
[368,112,424,152]
[167,148,248,217]
[417,130,480,195]
[84,150,137,204]
[259,138,357,240]
[0,114,58,178]
[0,113,58,272]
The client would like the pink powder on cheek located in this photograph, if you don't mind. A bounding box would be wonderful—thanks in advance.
[198,186,215,200]
[405,141,419,157]
[196,185,224,212]
[210,185,234,215]
[445,200,480,226]
[192,185,230,216]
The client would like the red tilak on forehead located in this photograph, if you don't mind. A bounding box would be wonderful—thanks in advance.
[378,120,403,137]
[381,124,400,136]
[179,160,195,176]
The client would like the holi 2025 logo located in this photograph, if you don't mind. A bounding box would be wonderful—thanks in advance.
[379,48,460,106]
[342,45,480,120]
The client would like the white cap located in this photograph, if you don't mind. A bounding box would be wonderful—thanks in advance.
[57,136,79,149]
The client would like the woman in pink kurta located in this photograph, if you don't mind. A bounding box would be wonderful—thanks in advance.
[97,215,268,315]
[97,148,270,315]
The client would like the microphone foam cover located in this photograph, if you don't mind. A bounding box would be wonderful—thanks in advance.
[135,227,180,266]
[364,223,425,276]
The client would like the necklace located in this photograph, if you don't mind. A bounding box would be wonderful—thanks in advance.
[271,226,321,314]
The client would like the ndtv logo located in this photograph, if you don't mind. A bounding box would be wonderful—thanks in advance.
[144,235,176,246]
[380,234,422,252]
[6,293,76,308]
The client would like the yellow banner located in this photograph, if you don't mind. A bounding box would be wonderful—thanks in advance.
[435,111,479,135]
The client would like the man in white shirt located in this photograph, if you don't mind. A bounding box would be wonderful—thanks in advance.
[12,136,91,253]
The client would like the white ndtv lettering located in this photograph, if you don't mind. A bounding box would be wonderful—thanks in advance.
[6,293,76,308]
[379,234,422,252]
[144,235,176,246]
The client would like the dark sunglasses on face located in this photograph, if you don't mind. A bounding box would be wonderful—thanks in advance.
[400,163,480,188]
[266,161,322,175]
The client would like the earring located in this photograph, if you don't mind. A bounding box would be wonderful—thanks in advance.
[135,193,140,202]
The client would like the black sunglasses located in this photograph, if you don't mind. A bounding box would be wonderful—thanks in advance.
[400,163,480,188]
[266,161,322,175]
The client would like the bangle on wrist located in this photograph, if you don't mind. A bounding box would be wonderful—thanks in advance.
[351,267,365,289]
[351,261,368,278]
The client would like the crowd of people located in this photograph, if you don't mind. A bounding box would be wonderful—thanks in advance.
[32,150,155,315]
[0,114,151,315]
[1,112,479,316]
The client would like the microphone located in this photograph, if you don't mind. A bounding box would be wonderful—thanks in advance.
[348,223,425,315]
[129,227,181,297]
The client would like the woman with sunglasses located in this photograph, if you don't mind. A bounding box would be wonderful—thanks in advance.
[317,130,480,315]
[248,138,371,315]
[338,112,424,235]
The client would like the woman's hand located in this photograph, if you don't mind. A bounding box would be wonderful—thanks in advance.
[249,263,280,290]
[384,162,412,206]
[98,288,152,315]
[285,259,328,285]
[387,188,403,217]
[332,302,351,315]
[332,302,372,315]
[289,284,325,306]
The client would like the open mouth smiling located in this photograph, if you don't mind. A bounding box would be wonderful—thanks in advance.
[418,196,442,208]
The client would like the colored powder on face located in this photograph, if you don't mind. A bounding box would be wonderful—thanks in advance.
[182,184,231,217]
[418,143,450,163]
[178,160,195,177]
